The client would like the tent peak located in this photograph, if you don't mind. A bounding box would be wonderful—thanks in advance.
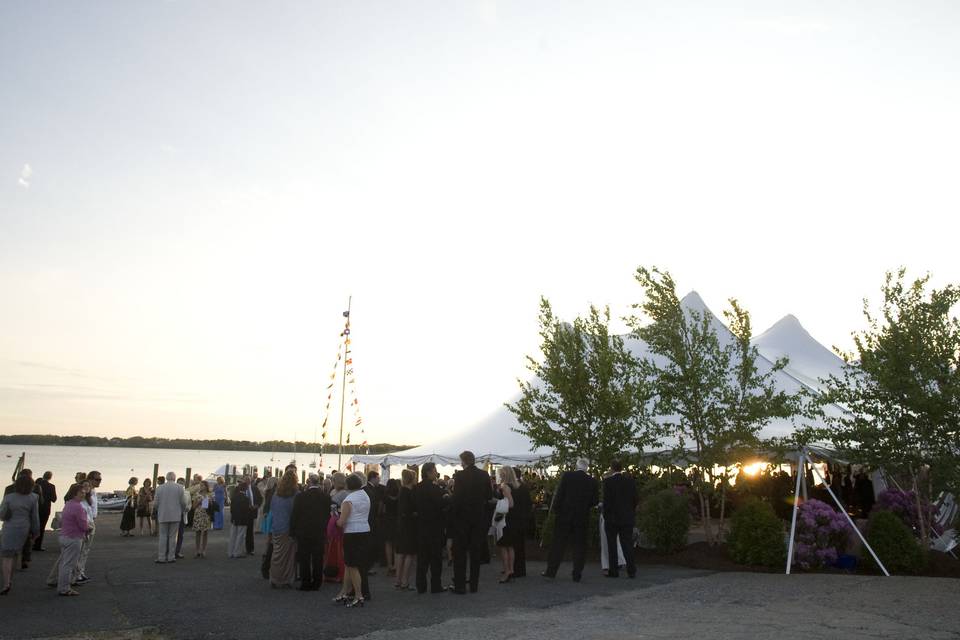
[680,290,709,312]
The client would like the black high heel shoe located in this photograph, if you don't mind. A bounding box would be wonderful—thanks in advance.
[1,585,11,596]
[332,595,350,604]
[346,597,365,608]
[498,573,514,584]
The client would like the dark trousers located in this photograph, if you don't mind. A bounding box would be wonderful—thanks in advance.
[359,560,371,600]
[34,508,51,550]
[452,525,485,592]
[298,537,325,589]
[604,522,636,577]
[246,520,255,554]
[260,540,273,579]
[545,517,587,579]
[21,537,32,564]
[175,520,185,556]
[513,519,527,577]
[416,528,444,593]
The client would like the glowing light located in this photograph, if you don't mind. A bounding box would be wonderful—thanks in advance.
[741,462,766,477]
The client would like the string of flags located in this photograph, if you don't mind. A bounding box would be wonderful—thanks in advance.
[319,306,366,453]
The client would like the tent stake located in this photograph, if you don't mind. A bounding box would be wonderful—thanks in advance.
[785,451,804,575]
[804,448,890,577]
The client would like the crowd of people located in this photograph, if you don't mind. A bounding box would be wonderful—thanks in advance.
[0,450,641,603]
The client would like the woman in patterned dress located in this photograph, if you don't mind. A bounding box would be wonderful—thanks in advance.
[137,479,153,536]
[192,481,214,558]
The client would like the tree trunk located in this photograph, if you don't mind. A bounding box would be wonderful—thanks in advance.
[698,480,715,546]
[912,470,930,549]
[717,474,728,541]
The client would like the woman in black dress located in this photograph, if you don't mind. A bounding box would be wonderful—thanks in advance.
[494,466,518,583]
[394,469,418,590]
[120,477,137,536]
[382,479,400,577]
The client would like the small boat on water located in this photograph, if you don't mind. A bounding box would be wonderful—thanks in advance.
[97,492,128,511]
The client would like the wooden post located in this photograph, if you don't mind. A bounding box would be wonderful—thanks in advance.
[152,463,159,487]
[185,467,191,484]
[301,470,306,485]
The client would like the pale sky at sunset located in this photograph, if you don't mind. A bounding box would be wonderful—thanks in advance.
[2,1,958,447]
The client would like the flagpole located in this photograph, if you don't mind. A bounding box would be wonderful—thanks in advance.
[337,296,352,470]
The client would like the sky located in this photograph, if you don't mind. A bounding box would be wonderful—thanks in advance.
[1,1,958,447]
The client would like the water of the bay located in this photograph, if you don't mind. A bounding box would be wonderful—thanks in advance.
[0,444,341,493]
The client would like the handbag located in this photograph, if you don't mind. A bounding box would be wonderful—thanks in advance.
[51,511,62,530]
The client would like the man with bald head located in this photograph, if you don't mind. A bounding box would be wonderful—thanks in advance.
[154,471,188,564]
[542,458,598,582]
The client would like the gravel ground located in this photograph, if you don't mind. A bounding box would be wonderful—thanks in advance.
[344,572,960,640]
[6,513,958,640]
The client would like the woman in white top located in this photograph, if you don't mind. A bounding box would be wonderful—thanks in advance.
[334,474,370,607]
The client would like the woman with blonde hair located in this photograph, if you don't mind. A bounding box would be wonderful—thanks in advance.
[494,465,518,583]
[260,476,279,535]
[192,481,215,558]
[393,468,418,590]
[269,469,300,588]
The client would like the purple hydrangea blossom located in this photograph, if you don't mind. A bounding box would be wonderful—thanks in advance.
[875,489,936,536]
[793,499,851,570]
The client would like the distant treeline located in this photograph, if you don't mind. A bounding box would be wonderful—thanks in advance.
[0,434,415,454]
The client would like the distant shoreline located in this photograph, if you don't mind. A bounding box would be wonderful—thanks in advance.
[0,434,414,454]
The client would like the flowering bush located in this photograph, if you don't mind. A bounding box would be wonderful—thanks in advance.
[875,489,936,536]
[794,499,851,570]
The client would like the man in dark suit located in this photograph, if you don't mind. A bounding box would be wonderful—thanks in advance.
[245,478,263,555]
[511,467,532,578]
[290,473,331,591]
[602,459,637,578]
[364,470,386,574]
[542,458,598,582]
[450,450,492,594]
[33,471,56,551]
[413,462,447,594]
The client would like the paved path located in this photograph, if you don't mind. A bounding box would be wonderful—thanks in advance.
[5,514,959,640]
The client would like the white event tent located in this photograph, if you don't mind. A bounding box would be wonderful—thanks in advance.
[351,292,851,469]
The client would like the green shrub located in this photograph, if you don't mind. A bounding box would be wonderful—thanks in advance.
[865,510,927,574]
[638,489,690,554]
[727,499,786,567]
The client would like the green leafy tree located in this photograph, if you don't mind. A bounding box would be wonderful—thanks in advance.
[507,297,661,475]
[627,267,799,545]
[822,269,960,548]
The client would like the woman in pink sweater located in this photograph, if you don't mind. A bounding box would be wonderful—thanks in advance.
[53,483,90,596]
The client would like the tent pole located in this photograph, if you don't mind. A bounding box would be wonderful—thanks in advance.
[785,451,804,575]
[801,458,808,501]
[804,448,890,577]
